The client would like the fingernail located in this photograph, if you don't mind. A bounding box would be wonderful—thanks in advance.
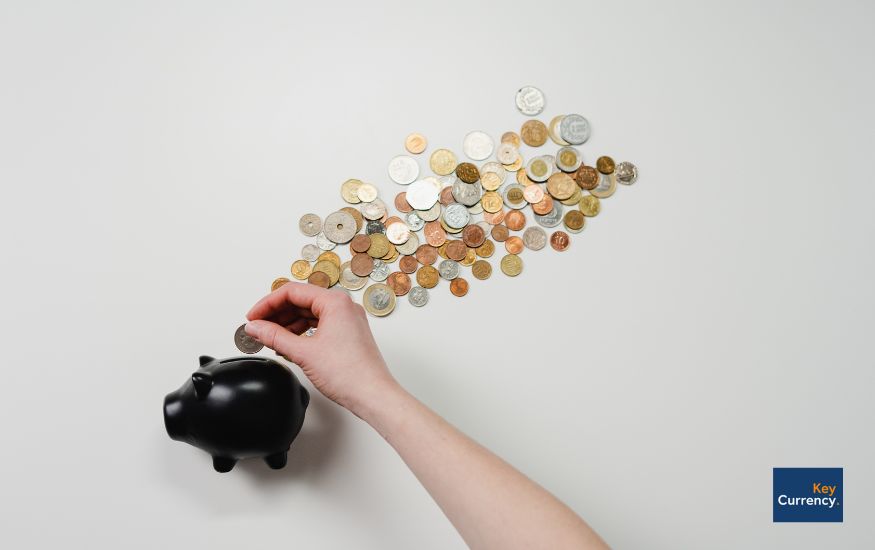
[244,321,260,338]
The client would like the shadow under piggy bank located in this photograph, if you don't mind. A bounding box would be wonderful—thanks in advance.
[164,355,309,473]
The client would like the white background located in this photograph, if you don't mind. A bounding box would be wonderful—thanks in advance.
[2,1,873,548]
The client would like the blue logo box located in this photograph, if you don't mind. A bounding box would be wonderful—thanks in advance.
[773,467,843,522]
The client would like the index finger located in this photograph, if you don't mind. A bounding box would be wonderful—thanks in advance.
[246,282,335,321]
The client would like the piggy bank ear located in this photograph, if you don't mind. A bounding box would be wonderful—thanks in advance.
[198,355,215,367]
[191,372,214,400]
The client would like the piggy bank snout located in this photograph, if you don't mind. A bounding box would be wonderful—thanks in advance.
[163,390,188,441]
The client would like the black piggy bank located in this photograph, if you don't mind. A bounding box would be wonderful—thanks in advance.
[163,355,310,472]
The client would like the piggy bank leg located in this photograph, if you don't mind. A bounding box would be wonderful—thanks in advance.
[264,450,288,470]
[212,456,237,473]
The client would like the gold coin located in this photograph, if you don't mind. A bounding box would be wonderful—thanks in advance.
[429,149,458,176]
[481,172,502,191]
[557,148,579,172]
[405,133,427,154]
[596,156,616,174]
[520,120,548,147]
[290,260,312,280]
[340,179,363,204]
[271,277,290,291]
[460,247,477,266]
[307,271,330,288]
[501,131,521,148]
[416,265,440,288]
[472,259,492,280]
[475,239,495,258]
[560,187,582,206]
[449,277,469,297]
[356,182,378,203]
[317,251,341,269]
[564,210,586,232]
[503,155,523,172]
[517,167,533,186]
[481,191,503,213]
[455,162,480,184]
[546,173,576,200]
[500,254,523,277]
[437,241,449,259]
[312,259,340,286]
[548,115,569,145]
[529,158,550,181]
[579,195,601,217]
[573,166,600,190]
[340,206,364,233]
[362,283,396,317]
[367,233,390,258]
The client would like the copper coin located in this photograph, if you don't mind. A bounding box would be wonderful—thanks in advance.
[384,216,403,228]
[574,166,600,190]
[491,224,509,242]
[596,156,616,175]
[532,195,554,215]
[424,220,447,247]
[483,209,506,225]
[564,210,586,232]
[350,234,371,253]
[350,253,375,277]
[386,271,412,296]
[404,133,427,154]
[445,240,468,261]
[340,206,364,233]
[501,131,521,148]
[449,277,469,297]
[307,271,330,288]
[472,259,492,280]
[504,210,527,231]
[505,236,524,254]
[462,224,486,248]
[439,186,455,205]
[399,255,419,273]
[271,277,291,291]
[455,162,480,184]
[416,265,440,288]
[394,192,413,213]
[415,244,438,265]
[520,120,548,147]
[550,231,571,251]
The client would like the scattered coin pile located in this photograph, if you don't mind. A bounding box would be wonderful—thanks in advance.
[236,86,638,349]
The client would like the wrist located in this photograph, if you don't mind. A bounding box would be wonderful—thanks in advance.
[346,377,412,429]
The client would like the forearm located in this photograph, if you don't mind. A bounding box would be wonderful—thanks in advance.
[354,382,608,550]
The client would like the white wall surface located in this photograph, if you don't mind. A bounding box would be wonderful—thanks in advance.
[2,1,873,548]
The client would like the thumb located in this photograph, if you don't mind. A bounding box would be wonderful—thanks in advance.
[244,320,310,364]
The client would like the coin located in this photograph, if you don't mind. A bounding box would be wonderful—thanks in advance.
[386,271,412,296]
[505,236,524,254]
[315,232,336,251]
[480,172,502,192]
[556,146,582,173]
[424,221,447,247]
[367,233,390,258]
[532,194,554,215]
[438,259,460,280]
[483,209,506,225]
[462,224,486,247]
[394,192,413,213]
[503,155,523,172]
[356,182,378,203]
[472,259,492,280]
[573,166,600,190]
[340,179,363,204]
[445,240,468,261]
[313,259,340,286]
[365,220,385,235]
[299,214,322,237]
[526,156,553,182]
[405,133,427,154]
[385,221,411,245]
[416,265,440,288]
[579,195,601,217]
[408,286,429,307]
[501,131,521,148]
[590,172,617,199]
[455,162,480,184]
[520,120,548,147]
[302,243,320,261]
[596,156,615,174]
[615,161,638,185]
[523,184,544,204]
[417,201,442,221]
[475,239,495,257]
[548,115,569,146]
[339,261,368,290]
[396,231,419,255]
[559,114,591,145]
[550,231,571,251]
[405,212,425,231]
[350,253,375,277]
[317,251,341,268]
[350,234,371,253]
[388,155,420,185]
[481,191,503,212]
[271,277,290,291]
[323,210,357,243]
[406,178,439,210]
[360,198,387,220]
[500,254,523,276]
[502,183,527,210]
[415,243,438,265]
[496,142,519,165]
[449,277,469,297]
[523,226,547,250]
[546,172,576,200]
[234,323,264,354]
[452,179,481,206]
[429,149,458,176]
[504,210,526,231]
[517,167,533,186]
[463,131,494,161]
[363,283,396,317]
[341,206,364,232]
[491,224,509,242]
[444,203,470,229]
[534,203,564,228]
[515,86,546,116]
[563,210,586,233]
[307,271,330,288]
[370,259,391,281]
[291,260,312,280]
[399,255,419,273]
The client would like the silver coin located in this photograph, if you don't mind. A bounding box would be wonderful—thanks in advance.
[467,202,483,215]
[438,259,460,280]
[396,231,419,255]
[555,146,582,173]
[515,86,546,116]
[495,143,519,165]
[315,232,336,250]
[415,202,441,222]
[525,155,554,183]
[438,174,457,189]
[452,179,481,206]
[303,327,317,337]
[387,155,419,185]
[476,220,492,235]
[408,286,429,307]
[339,261,368,290]
[356,182,379,202]
[615,161,638,185]
[370,259,390,281]
[234,324,263,354]
[405,212,425,231]
[480,161,507,184]
[590,172,617,198]
[502,183,528,210]
[534,203,564,228]
[406,178,439,210]
[385,221,411,245]
[323,210,357,243]
[522,226,547,250]
[299,213,322,237]
[363,283,395,316]
[559,114,591,145]
[444,203,470,229]
[462,131,494,161]
[365,220,385,234]
[301,243,320,261]
[360,198,387,220]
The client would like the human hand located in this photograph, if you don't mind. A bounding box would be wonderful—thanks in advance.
[244,283,399,417]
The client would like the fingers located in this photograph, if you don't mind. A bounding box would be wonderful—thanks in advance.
[244,320,311,364]
[246,282,337,322]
